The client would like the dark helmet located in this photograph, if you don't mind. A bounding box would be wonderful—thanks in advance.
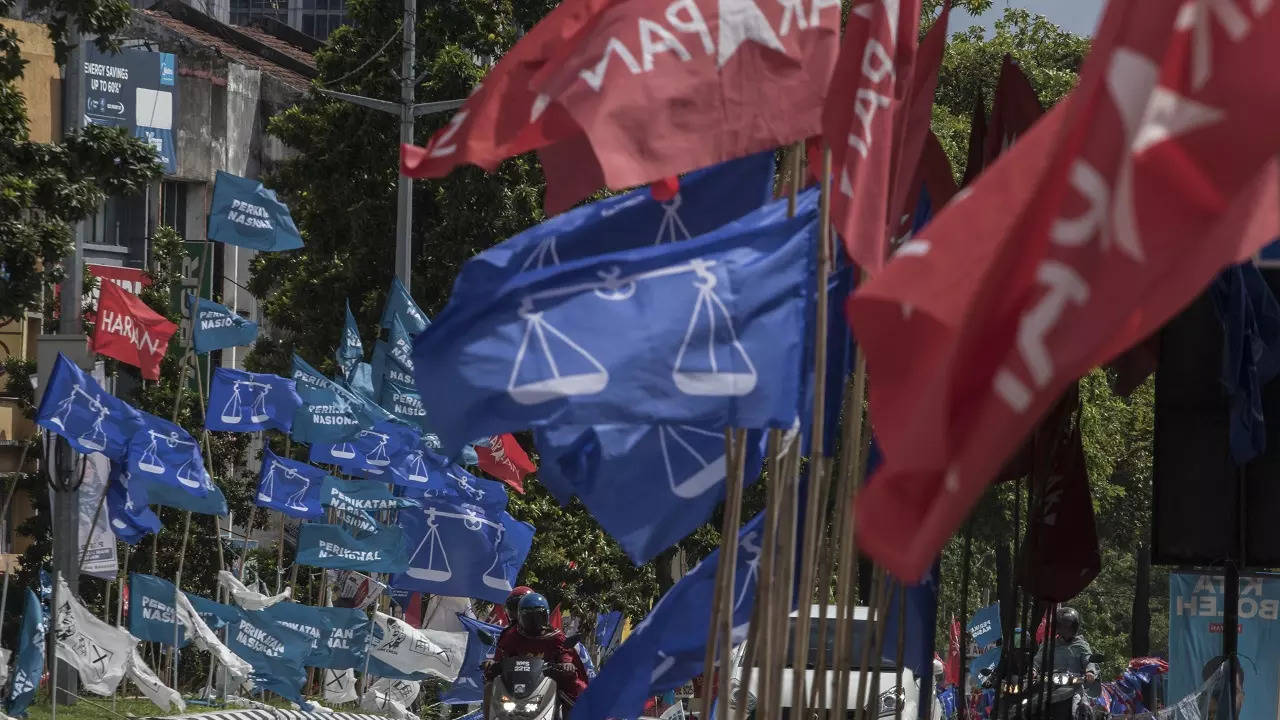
[1055,607,1081,638]
[517,592,551,636]
[505,586,533,620]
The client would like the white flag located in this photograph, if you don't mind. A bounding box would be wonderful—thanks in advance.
[126,647,185,713]
[370,611,456,680]
[370,677,421,707]
[218,570,291,610]
[360,683,415,720]
[52,578,134,695]
[419,595,471,681]
[322,668,358,705]
[174,591,253,684]
[0,647,11,688]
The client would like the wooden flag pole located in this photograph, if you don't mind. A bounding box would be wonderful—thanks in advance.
[715,429,747,720]
[740,430,782,720]
[830,355,870,720]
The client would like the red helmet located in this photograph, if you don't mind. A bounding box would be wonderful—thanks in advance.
[505,586,533,619]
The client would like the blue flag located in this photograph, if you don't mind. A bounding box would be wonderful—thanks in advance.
[208,170,303,252]
[263,602,331,667]
[106,460,161,544]
[36,352,143,460]
[187,592,238,631]
[1210,261,1280,463]
[572,512,766,720]
[309,421,418,479]
[399,450,508,512]
[128,412,211,497]
[442,614,502,704]
[313,606,369,669]
[371,339,389,399]
[414,193,818,453]
[296,522,409,572]
[536,425,766,564]
[593,612,622,655]
[257,448,327,519]
[292,354,394,445]
[206,367,301,433]
[882,562,942,681]
[380,377,429,430]
[189,293,258,354]
[128,573,188,646]
[392,503,533,603]
[576,643,596,680]
[337,300,364,377]
[380,276,429,335]
[344,362,377,401]
[136,471,228,515]
[227,606,311,706]
[453,151,777,297]
[8,588,45,716]
[321,475,421,512]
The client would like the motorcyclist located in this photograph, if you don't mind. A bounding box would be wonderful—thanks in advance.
[1033,607,1098,720]
[496,586,533,640]
[485,592,588,714]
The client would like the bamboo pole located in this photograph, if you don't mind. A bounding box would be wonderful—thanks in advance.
[732,430,781,720]
[715,429,747,720]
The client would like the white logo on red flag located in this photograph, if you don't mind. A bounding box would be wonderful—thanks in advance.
[91,282,177,381]
[475,433,536,494]
[848,0,1280,581]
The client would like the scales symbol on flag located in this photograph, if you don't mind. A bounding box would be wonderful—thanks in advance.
[260,459,314,512]
[519,194,693,275]
[406,449,430,485]
[220,379,273,424]
[405,507,512,591]
[136,430,204,489]
[48,383,111,451]
[445,470,486,503]
[330,428,392,469]
[508,257,757,405]
[658,425,727,499]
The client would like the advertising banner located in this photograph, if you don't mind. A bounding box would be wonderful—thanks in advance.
[83,46,177,173]
[1169,571,1280,720]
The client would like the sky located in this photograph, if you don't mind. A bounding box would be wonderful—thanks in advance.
[962,0,1106,37]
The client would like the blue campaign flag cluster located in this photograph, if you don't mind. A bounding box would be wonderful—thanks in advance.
[206,367,300,433]
[573,512,767,720]
[129,573,188,646]
[442,614,503,704]
[295,522,409,573]
[309,420,417,479]
[189,293,259,354]
[413,193,819,454]
[381,276,430,335]
[208,170,304,252]
[36,353,142,460]
[321,475,420,513]
[7,588,45,717]
[392,500,533,604]
[401,450,508,512]
[292,354,393,445]
[257,448,327,519]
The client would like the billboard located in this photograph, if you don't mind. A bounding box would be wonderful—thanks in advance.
[1169,571,1280,720]
[82,46,177,174]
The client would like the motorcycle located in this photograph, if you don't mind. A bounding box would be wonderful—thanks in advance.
[991,654,1105,720]
[487,656,562,720]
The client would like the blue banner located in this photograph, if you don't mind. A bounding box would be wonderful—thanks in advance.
[128,411,211,497]
[453,151,776,296]
[296,522,409,572]
[227,606,311,706]
[536,425,765,564]
[36,352,143,460]
[82,46,178,174]
[128,573,188,646]
[966,603,1001,655]
[1170,572,1280,720]
[208,170,303,252]
[292,354,393,445]
[187,592,237,631]
[574,512,766,720]
[189,293,258,354]
[7,588,45,716]
[380,276,429,335]
[442,614,502,704]
[257,448,327,519]
[337,300,364,377]
[309,420,418,479]
[106,460,161,544]
[392,503,533,604]
[414,193,817,454]
[206,367,300,433]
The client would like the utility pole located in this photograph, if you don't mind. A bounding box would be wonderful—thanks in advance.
[316,0,463,296]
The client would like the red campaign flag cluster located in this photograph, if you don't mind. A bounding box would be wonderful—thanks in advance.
[403,0,842,213]
[943,617,961,687]
[474,433,536,494]
[92,281,178,381]
[847,0,1280,582]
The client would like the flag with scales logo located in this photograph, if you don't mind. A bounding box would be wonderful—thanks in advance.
[36,352,143,461]
[205,367,300,433]
[256,448,327,519]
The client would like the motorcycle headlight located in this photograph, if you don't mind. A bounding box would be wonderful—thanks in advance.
[877,688,905,716]
[502,701,517,712]
[523,702,540,712]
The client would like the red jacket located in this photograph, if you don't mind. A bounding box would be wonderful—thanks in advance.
[488,626,588,699]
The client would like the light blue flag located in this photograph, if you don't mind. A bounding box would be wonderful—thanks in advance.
[189,293,258,354]
[106,460,161,544]
[208,170,303,252]
[291,355,394,445]
[370,339,389,399]
[535,425,766,564]
[345,362,377,401]
[320,475,421,513]
[380,377,429,429]
[576,643,596,680]
[413,192,818,454]
[128,573,188,646]
[309,420,418,479]
[296,522,409,573]
[36,352,143,460]
[128,412,211,497]
[8,588,45,716]
[314,606,369,669]
[442,614,503,704]
[186,592,237,631]
[226,606,311,706]
[452,151,777,297]
[572,512,766,720]
[336,300,364,377]
[264,601,331,667]
[392,502,533,604]
[257,448,327,519]
[206,367,301,433]
[136,470,228,515]
[380,276,429,335]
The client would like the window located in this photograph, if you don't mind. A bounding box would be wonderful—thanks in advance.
[161,180,188,239]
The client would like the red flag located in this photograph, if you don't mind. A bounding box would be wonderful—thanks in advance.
[959,94,987,187]
[824,0,923,273]
[847,2,1280,581]
[550,604,563,631]
[475,433,535,493]
[944,617,961,686]
[981,55,1043,168]
[405,592,424,628]
[91,281,177,381]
